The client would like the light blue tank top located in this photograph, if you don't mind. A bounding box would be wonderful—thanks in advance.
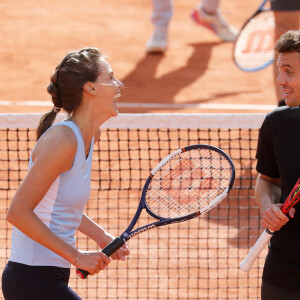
[10,121,94,267]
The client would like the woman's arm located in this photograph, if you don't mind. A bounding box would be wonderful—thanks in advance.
[6,126,109,274]
[78,214,130,260]
[78,128,129,260]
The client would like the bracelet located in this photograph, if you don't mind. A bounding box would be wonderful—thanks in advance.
[72,253,80,265]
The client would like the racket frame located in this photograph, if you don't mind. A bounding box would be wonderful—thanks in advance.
[233,0,274,72]
[108,144,235,243]
[77,144,235,279]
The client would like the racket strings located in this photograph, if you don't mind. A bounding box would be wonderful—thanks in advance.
[234,11,274,70]
[145,148,233,219]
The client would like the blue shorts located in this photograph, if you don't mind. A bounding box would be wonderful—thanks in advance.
[2,261,81,300]
[270,0,300,11]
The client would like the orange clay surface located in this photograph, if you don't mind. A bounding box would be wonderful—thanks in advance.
[0,0,277,114]
[0,1,273,299]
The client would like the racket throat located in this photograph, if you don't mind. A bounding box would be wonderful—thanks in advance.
[127,224,156,239]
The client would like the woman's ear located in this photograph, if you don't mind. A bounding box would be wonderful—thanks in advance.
[83,82,96,95]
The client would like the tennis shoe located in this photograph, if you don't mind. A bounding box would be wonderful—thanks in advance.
[190,8,238,42]
[146,30,168,53]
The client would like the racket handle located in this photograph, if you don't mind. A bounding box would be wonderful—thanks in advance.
[76,269,89,279]
[239,228,273,272]
[102,236,125,257]
[76,236,125,279]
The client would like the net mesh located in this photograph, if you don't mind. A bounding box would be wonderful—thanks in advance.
[0,113,266,300]
[145,147,234,218]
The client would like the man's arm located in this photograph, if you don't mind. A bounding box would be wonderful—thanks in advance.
[255,173,281,216]
[256,173,294,231]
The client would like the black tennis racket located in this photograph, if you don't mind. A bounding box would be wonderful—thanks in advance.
[77,144,235,279]
[233,0,274,72]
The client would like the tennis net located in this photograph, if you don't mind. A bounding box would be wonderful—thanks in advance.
[0,113,266,300]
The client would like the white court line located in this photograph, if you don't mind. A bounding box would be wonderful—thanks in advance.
[0,113,266,128]
[117,102,275,110]
[0,100,276,111]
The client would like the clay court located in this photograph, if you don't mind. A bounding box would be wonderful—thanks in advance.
[0,0,280,299]
[0,0,275,114]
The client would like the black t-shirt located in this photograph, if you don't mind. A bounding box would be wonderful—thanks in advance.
[256,106,300,290]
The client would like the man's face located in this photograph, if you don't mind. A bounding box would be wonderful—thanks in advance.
[277,52,300,107]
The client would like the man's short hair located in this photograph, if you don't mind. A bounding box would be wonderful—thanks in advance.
[275,30,300,53]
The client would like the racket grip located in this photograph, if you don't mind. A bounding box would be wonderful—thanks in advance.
[76,236,125,279]
[240,228,273,272]
[76,269,89,279]
[102,236,125,257]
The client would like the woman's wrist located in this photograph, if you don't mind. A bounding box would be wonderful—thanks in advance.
[71,251,80,266]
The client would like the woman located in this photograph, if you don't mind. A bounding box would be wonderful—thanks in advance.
[2,47,130,299]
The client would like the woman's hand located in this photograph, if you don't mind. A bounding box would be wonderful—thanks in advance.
[97,232,130,261]
[77,215,130,264]
[110,243,130,261]
[73,250,111,275]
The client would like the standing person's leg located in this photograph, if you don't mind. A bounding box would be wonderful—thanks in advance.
[201,0,219,13]
[151,0,173,31]
[146,0,173,53]
[190,0,238,42]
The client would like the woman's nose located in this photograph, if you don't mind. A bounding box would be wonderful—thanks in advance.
[117,79,124,88]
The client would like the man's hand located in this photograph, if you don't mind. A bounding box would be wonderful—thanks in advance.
[262,203,295,231]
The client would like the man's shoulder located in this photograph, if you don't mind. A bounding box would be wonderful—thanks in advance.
[266,106,299,120]
[263,106,300,134]
[268,105,289,115]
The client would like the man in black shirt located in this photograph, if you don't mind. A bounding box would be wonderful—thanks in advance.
[256,30,300,299]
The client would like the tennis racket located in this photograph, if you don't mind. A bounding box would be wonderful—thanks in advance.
[233,0,274,72]
[77,144,235,279]
[240,177,300,272]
